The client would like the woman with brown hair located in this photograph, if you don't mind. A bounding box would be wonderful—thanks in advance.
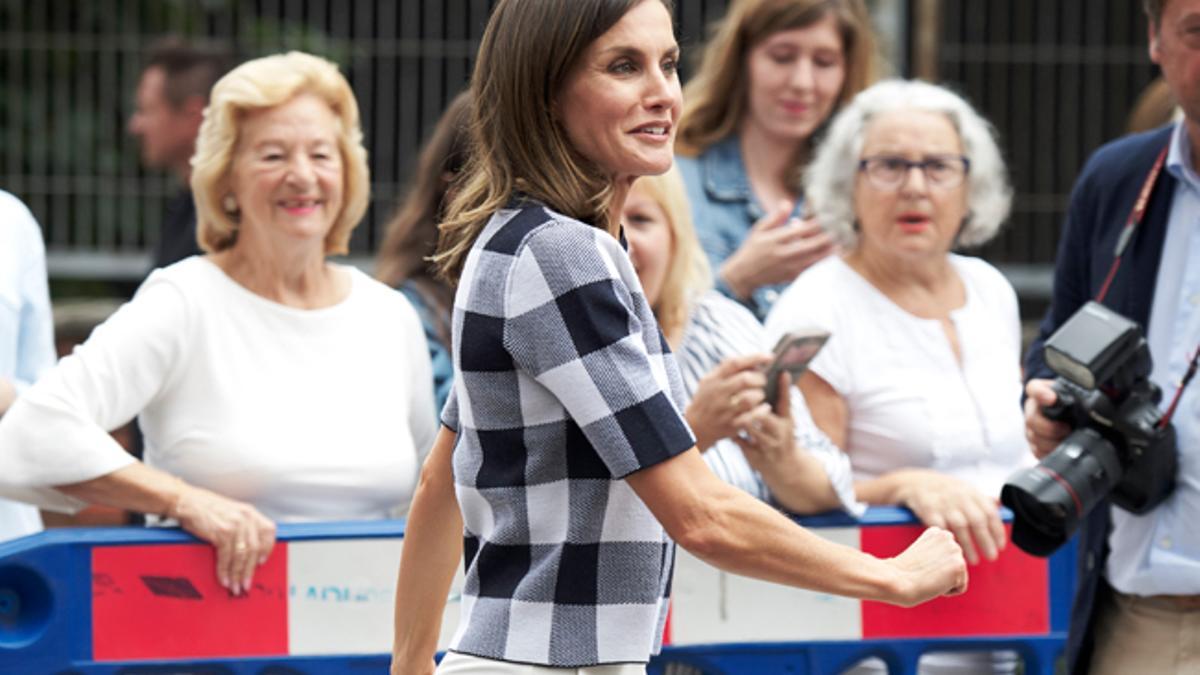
[675,0,879,320]
[390,2,965,674]
[376,91,472,410]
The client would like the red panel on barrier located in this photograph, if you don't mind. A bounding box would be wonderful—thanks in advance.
[92,543,289,660]
[859,524,1048,638]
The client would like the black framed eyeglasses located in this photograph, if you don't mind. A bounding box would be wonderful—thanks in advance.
[858,155,971,191]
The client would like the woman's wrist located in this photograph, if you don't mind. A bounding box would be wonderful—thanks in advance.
[391,636,438,672]
[871,557,915,605]
[164,476,190,521]
[887,468,939,506]
[719,259,751,300]
[856,469,923,506]
[684,409,716,453]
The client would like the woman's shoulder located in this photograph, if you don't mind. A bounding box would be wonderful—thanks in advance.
[766,257,853,332]
[674,136,744,201]
[136,256,216,301]
[778,255,849,301]
[395,279,433,314]
[499,204,626,268]
[345,266,424,324]
[463,203,630,306]
[674,152,701,181]
[348,265,406,298]
[476,201,598,258]
[691,289,761,328]
[949,251,1004,278]
[949,254,1017,299]
[683,290,765,353]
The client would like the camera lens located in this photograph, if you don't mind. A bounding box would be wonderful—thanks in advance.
[1001,428,1122,556]
[1001,480,1071,557]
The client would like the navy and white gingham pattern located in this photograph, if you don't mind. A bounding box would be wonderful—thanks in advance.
[441,202,695,667]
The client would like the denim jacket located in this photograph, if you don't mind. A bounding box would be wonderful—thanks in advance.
[396,281,454,413]
[676,135,803,321]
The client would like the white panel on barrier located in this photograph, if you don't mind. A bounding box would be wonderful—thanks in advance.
[669,527,863,644]
[287,539,464,655]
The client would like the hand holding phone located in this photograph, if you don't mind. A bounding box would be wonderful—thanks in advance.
[763,330,830,408]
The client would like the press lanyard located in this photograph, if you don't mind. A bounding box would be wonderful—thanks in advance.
[1092,143,1199,427]
[1094,146,1168,303]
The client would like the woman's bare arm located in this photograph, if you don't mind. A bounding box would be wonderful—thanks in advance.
[797,370,848,449]
[626,448,966,606]
[391,426,463,675]
[799,366,1005,565]
[58,463,276,594]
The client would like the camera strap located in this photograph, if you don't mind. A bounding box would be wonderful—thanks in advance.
[1094,145,1169,303]
[1162,347,1200,426]
[1091,142,1200,428]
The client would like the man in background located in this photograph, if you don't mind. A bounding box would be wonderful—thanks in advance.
[128,37,233,272]
[1024,0,1200,672]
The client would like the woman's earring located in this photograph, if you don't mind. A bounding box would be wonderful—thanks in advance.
[222,194,238,214]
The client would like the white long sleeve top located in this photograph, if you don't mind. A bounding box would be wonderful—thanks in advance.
[0,256,437,522]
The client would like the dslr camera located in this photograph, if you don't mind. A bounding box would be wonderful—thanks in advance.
[1001,301,1177,556]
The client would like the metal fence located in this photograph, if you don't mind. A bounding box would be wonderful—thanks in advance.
[2,0,503,279]
[931,0,1160,296]
[0,1,1163,292]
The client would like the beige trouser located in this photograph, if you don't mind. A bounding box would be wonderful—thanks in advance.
[437,651,646,674]
[1090,589,1200,675]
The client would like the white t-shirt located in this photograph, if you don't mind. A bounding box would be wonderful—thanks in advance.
[0,256,437,522]
[765,254,1031,498]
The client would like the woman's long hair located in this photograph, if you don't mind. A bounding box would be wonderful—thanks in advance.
[632,168,712,347]
[675,0,878,180]
[374,91,472,345]
[433,0,672,284]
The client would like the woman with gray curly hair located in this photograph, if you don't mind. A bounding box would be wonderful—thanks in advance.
[765,78,1029,675]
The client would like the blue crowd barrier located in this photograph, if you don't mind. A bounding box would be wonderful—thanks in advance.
[0,508,1074,674]
[650,507,1076,675]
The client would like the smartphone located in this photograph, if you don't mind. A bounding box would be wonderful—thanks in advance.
[763,330,830,407]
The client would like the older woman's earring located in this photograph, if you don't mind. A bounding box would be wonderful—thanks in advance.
[222,194,238,214]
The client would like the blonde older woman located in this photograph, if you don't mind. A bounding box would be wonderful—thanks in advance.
[622,167,860,516]
[766,79,1028,674]
[0,52,436,595]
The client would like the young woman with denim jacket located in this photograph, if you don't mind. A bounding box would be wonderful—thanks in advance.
[675,0,879,320]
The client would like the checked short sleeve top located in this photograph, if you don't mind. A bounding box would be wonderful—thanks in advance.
[440,202,696,667]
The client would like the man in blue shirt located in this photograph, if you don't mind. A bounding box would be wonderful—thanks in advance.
[0,190,55,541]
[1024,1,1200,672]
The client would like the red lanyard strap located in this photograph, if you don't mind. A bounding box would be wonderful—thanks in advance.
[1161,345,1200,428]
[1095,145,1170,304]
